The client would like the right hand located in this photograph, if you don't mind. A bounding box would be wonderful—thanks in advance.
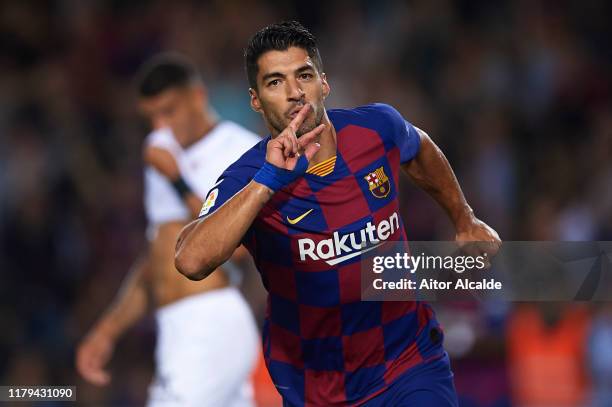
[144,146,181,180]
[75,328,115,386]
[266,103,326,170]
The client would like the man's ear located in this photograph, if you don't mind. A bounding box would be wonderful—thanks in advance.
[249,88,262,113]
[321,72,331,100]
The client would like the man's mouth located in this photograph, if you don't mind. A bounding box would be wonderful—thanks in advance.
[287,104,308,119]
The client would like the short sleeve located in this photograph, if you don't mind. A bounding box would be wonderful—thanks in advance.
[197,143,266,218]
[198,175,249,218]
[374,103,422,163]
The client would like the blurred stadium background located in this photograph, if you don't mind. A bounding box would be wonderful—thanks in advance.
[1,0,611,406]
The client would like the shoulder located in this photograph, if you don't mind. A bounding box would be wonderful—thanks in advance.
[329,103,405,132]
[366,102,404,121]
[217,121,262,144]
[219,136,268,181]
[353,103,405,126]
[199,137,268,217]
[211,121,266,180]
[196,121,262,160]
[329,103,402,118]
[328,103,403,127]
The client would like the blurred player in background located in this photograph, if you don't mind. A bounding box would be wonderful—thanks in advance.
[176,21,500,406]
[76,54,261,407]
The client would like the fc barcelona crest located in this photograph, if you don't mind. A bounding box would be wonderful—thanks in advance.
[364,167,391,198]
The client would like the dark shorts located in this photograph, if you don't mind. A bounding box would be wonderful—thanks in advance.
[363,353,458,407]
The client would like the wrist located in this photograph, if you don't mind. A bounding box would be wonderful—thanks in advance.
[94,315,121,342]
[251,180,276,200]
[453,205,476,233]
[253,156,308,192]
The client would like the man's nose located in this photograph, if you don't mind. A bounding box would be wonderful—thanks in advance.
[286,78,305,101]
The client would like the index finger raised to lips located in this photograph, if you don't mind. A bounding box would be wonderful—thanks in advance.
[289,103,311,132]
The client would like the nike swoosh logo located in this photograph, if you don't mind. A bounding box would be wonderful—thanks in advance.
[287,209,314,225]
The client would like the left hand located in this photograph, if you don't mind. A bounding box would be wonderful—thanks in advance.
[76,328,115,386]
[455,216,501,264]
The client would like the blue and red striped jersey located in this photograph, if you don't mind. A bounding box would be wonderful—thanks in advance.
[200,103,445,406]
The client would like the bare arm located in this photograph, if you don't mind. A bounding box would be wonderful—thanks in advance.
[175,104,324,280]
[76,254,151,386]
[403,128,500,242]
[175,181,273,280]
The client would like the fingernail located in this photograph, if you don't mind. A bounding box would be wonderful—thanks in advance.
[315,143,320,147]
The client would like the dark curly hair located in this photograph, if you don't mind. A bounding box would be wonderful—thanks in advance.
[244,21,323,90]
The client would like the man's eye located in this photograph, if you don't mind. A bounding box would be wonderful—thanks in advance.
[268,79,280,87]
[300,73,313,80]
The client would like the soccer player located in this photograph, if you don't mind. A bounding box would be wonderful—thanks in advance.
[76,54,261,407]
[175,22,500,406]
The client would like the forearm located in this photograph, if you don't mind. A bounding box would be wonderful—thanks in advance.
[403,130,474,230]
[175,181,273,280]
[93,255,151,340]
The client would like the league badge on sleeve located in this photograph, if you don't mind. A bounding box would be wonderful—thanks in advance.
[199,188,218,217]
[364,167,391,198]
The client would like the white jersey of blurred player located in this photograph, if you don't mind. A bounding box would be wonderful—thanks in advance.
[144,122,260,407]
